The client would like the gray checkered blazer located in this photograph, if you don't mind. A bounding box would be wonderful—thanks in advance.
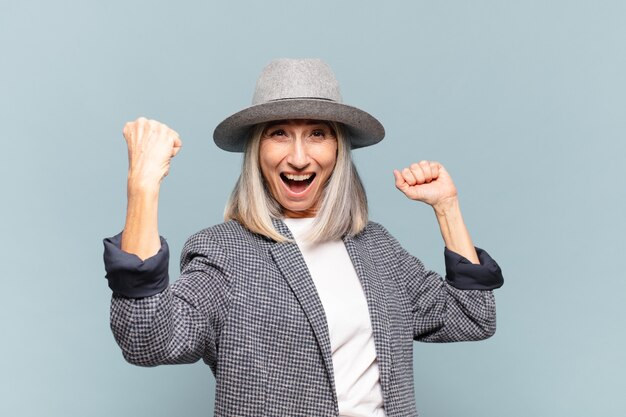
[106,219,503,416]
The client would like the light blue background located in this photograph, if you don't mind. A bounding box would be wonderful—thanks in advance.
[1,0,624,416]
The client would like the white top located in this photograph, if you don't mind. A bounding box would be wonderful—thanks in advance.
[284,218,386,417]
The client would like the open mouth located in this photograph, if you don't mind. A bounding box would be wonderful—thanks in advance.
[280,173,316,194]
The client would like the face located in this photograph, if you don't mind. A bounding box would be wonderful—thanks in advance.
[259,119,338,218]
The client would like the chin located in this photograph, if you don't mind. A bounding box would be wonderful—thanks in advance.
[280,201,319,218]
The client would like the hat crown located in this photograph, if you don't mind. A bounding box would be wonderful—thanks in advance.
[252,59,343,105]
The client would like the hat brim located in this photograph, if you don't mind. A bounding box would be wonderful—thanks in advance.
[213,98,385,152]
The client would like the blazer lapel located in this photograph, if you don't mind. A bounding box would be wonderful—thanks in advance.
[343,233,394,399]
[268,220,337,395]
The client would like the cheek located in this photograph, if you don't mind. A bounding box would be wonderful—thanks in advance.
[258,144,280,178]
[316,144,338,172]
[259,162,280,195]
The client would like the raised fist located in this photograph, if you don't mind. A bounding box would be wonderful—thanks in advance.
[394,160,458,209]
[122,117,182,188]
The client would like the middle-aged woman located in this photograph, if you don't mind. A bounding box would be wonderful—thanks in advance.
[103,59,503,417]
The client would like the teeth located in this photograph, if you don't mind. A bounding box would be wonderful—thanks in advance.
[284,173,312,181]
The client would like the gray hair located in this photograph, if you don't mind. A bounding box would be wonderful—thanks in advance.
[224,122,368,242]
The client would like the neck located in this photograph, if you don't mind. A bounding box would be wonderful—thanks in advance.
[283,208,317,218]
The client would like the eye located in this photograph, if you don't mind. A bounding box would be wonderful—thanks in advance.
[267,129,286,137]
[311,129,326,138]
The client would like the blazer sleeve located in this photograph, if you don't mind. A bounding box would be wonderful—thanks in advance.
[375,224,503,343]
[103,230,232,372]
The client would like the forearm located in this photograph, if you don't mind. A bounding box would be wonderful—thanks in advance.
[433,197,479,264]
[118,117,181,260]
[121,180,161,260]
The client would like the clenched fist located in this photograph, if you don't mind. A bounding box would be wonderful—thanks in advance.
[393,161,458,210]
[123,117,182,189]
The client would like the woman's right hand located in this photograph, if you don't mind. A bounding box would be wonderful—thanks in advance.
[120,118,181,259]
[123,117,182,190]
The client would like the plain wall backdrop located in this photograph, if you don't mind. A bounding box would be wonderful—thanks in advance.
[1,0,624,416]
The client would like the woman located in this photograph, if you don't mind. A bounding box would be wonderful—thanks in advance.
[104,59,503,416]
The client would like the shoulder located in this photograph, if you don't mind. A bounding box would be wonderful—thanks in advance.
[356,220,395,242]
[182,220,275,262]
[186,220,266,245]
[353,221,408,260]
[192,219,248,236]
[348,220,401,256]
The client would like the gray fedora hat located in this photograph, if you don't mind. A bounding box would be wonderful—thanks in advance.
[213,58,385,152]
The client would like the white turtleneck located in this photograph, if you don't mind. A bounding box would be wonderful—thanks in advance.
[283,218,386,417]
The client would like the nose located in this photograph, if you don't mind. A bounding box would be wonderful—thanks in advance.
[286,138,310,169]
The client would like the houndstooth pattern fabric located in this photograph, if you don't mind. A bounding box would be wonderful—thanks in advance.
[109,220,501,416]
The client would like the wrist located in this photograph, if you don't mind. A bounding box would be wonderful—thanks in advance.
[432,196,460,217]
[432,197,479,264]
[127,174,161,196]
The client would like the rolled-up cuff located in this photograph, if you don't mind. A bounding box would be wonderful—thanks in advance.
[444,247,503,290]
[103,232,170,298]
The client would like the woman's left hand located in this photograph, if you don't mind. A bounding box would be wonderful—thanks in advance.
[394,161,458,210]
[394,161,479,263]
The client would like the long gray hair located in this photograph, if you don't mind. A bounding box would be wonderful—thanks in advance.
[224,122,368,242]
